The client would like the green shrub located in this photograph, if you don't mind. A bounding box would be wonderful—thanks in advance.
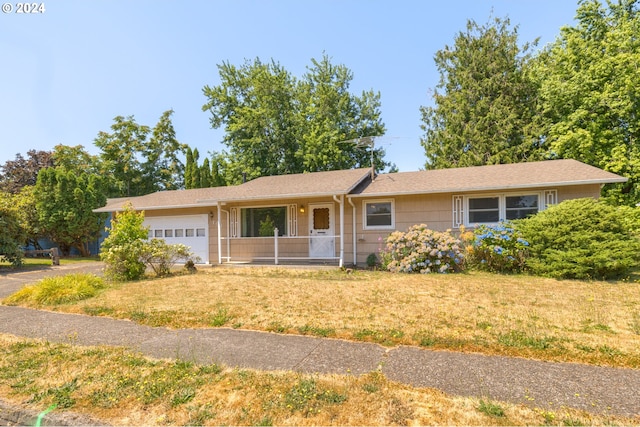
[365,253,379,268]
[100,204,149,281]
[4,273,106,305]
[381,224,464,274]
[467,222,529,273]
[138,239,198,277]
[514,198,640,280]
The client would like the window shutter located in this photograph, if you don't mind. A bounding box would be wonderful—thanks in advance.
[288,204,298,236]
[452,195,464,228]
[544,190,558,209]
[229,207,238,238]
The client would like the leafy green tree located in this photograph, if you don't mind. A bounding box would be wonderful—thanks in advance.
[52,144,99,174]
[0,150,53,194]
[35,168,107,256]
[94,115,149,197]
[203,58,300,183]
[13,185,44,250]
[94,111,187,197]
[420,17,543,169]
[202,54,387,184]
[534,0,640,205]
[297,55,387,172]
[100,204,148,281]
[0,192,25,266]
[142,109,188,193]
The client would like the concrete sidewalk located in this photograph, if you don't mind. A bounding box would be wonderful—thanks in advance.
[1,263,639,419]
[0,305,639,418]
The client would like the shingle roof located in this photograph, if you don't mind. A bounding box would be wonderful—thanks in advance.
[95,160,626,212]
[200,168,372,203]
[95,168,372,212]
[351,159,627,197]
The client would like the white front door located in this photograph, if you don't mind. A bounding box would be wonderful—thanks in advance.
[309,203,335,258]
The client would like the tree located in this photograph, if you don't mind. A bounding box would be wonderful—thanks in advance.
[13,185,44,250]
[202,58,301,183]
[297,55,387,172]
[94,115,149,197]
[52,144,99,174]
[0,150,53,194]
[420,17,543,169]
[35,167,107,256]
[94,111,187,197]
[0,192,25,266]
[202,54,387,184]
[142,109,188,193]
[533,0,640,205]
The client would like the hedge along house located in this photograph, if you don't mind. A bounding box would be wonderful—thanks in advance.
[94,159,627,267]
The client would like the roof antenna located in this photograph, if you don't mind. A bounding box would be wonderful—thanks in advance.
[338,136,379,181]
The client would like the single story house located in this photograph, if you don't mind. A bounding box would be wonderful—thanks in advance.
[94,159,627,267]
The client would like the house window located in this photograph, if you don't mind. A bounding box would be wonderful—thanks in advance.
[466,194,540,226]
[185,228,194,237]
[468,197,499,223]
[154,229,163,238]
[164,229,173,238]
[363,200,394,230]
[241,206,287,237]
[174,229,184,238]
[505,195,538,220]
[196,228,206,237]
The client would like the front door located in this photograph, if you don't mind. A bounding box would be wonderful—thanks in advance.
[309,203,335,258]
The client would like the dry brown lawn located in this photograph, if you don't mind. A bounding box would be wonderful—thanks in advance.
[1,333,637,426]
[43,266,640,368]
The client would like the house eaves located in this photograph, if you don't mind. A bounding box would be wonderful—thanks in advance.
[349,160,628,198]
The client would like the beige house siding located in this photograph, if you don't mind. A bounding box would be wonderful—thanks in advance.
[132,183,606,266]
[349,185,602,265]
[557,184,602,203]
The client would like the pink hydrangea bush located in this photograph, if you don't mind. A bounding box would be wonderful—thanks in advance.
[380,224,464,274]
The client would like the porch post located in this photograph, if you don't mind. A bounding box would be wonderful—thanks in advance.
[217,202,222,264]
[274,228,279,265]
[339,194,345,267]
[348,197,356,266]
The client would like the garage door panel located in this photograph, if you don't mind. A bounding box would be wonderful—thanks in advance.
[144,215,209,263]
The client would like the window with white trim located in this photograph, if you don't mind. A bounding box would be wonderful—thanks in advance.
[363,199,395,230]
[240,206,288,237]
[458,192,543,227]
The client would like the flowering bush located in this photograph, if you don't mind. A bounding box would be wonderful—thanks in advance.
[380,224,464,274]
[466,222,529,273]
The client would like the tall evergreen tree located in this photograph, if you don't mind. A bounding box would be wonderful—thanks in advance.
[420,17,543,169]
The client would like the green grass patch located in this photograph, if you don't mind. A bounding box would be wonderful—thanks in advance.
[477,399,505,418]
[3,273,107,306]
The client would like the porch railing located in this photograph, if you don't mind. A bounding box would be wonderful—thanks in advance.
[219,228,342,265]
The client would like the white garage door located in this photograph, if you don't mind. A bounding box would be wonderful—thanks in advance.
[144,214,209,264]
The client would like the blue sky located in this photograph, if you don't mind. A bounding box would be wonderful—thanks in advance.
[1,0,579,173]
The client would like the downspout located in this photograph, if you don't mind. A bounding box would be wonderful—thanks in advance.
[333,194,344,268]
[217,202,222,264]
[347,196,356,266]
